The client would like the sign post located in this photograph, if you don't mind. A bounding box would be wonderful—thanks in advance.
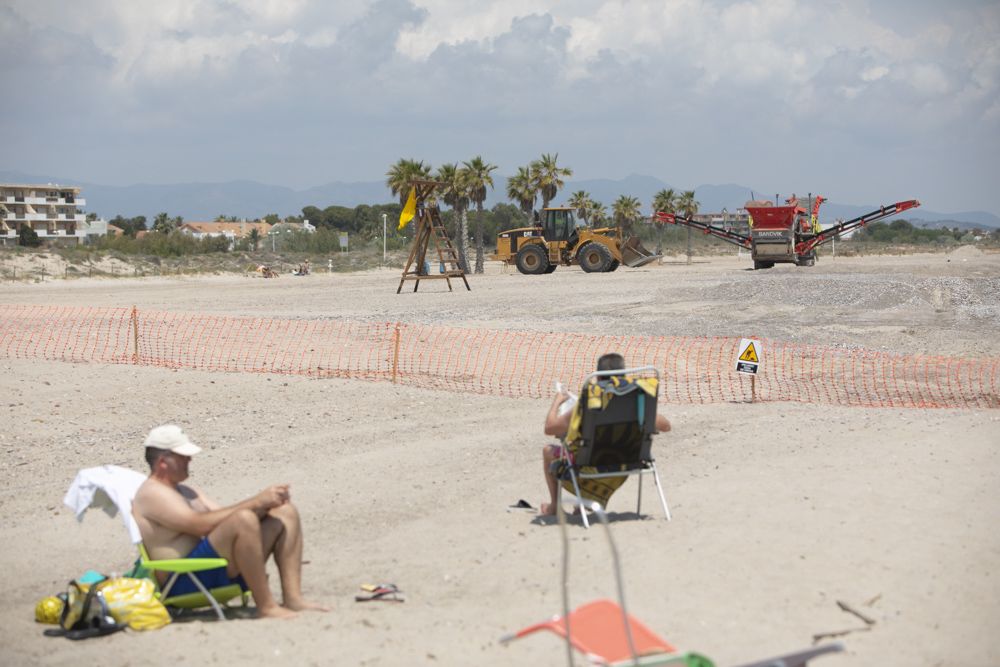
[735,338,762,403]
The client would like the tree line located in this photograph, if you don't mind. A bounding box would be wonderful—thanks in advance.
[20,157,995,258]
[385,153,702,273]
[852,219,998,244]
[24,153,703,259]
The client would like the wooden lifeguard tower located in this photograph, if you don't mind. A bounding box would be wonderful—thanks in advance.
[396,180,470,293]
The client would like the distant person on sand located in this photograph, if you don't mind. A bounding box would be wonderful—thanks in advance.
[540,353,671,516]
[132,425,327,619]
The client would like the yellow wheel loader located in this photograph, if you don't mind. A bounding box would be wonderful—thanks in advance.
[493,208,661,275]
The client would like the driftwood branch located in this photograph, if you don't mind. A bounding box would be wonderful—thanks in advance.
[812,597,879,644]
[812,625,871,644]
[837,599,877,626]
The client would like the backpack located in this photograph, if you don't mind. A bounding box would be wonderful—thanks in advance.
[43,579,125,640]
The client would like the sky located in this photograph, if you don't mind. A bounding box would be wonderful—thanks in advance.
[1,0,998,215]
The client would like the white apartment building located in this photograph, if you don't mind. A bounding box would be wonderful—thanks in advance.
[0,183,108,247]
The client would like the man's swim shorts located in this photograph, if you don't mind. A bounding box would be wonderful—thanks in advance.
[165,536,248,598]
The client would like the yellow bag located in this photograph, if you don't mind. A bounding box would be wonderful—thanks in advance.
[99,578,171,631]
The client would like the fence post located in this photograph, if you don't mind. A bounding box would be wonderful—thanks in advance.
[131,306,140,364]
[391,323,401,384]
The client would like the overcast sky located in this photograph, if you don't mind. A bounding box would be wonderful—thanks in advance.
[1,0,998,214]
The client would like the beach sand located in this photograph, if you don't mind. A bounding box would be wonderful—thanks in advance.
[1,251,998,666]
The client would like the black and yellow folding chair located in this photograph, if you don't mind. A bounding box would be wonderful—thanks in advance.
[555,366,671,528]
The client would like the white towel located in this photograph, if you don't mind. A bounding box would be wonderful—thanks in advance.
[64,465,147,544]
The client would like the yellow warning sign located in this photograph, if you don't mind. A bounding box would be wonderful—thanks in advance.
[738,342,759,363]
[736,338,763,375]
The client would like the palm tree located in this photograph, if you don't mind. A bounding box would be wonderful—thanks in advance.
[677,190,699,216]
[436,163,471,272]
[462,156,498,274]
[530,153,573,209]
[612,195,642,237]
[152,212,175,234]
[386,158,432,206]
[677,190,700,264]
[506,166,537,224]
[651,188,677,255]
[567,190,593,227]
[590,201,608,226]
[652,188,677,216]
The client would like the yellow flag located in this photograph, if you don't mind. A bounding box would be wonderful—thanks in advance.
[398,187,416,231]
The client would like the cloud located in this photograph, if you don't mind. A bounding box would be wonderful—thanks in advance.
[0,1,998,214]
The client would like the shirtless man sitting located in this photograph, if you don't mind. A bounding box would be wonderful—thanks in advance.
[540,353,671,516]
[132,424,327,619]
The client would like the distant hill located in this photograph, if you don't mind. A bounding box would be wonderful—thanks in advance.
[2,170,996,228]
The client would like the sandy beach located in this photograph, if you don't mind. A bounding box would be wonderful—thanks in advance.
[2,250,998,666]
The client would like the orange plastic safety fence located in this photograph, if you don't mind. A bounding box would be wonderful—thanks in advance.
[2,305,998,409]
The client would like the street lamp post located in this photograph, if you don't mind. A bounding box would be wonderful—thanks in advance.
[381,213,388,266]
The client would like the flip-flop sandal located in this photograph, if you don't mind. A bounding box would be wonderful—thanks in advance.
[355,583,404,603]
[507,499,534,511]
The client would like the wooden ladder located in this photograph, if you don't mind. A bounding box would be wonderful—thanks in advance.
[397,181,471,293]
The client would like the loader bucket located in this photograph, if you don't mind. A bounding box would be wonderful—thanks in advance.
[621,236,662,267]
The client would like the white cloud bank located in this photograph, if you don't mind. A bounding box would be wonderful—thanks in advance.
[1,0,998,214]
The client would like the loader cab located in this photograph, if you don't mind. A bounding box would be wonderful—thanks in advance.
[539,207,577,243]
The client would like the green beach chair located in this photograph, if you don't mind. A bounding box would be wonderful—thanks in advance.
[66,465,249,621]
[137,543,247,620]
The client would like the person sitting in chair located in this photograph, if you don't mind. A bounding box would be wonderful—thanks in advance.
[540,353,671,516]
[132,424,327,619]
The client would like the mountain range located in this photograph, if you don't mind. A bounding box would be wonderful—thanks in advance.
[2,170,997,229]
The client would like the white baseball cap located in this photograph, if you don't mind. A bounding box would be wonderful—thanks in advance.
[144,424,202,456]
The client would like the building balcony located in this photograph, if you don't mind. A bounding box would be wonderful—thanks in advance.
[1,216,76,224]
[13,212,81,222]
[0,195,84,206]
[33,228,86,238]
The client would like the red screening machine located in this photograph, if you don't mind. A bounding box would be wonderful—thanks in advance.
[654,195,920,269]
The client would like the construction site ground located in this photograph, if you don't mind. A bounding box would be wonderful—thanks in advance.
[2,248,998,666]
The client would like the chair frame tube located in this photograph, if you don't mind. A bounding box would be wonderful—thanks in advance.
[159,571,228,621]
[559,500,641,665]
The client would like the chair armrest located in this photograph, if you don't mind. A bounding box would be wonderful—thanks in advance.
[144,557,228,572]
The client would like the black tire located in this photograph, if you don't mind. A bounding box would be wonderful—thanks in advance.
[578,243,612,273]
[515,244,549,275]
[797,255,816,267]
[753,260,775,270]
[607,260,620,272]
[544,264,557,273]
